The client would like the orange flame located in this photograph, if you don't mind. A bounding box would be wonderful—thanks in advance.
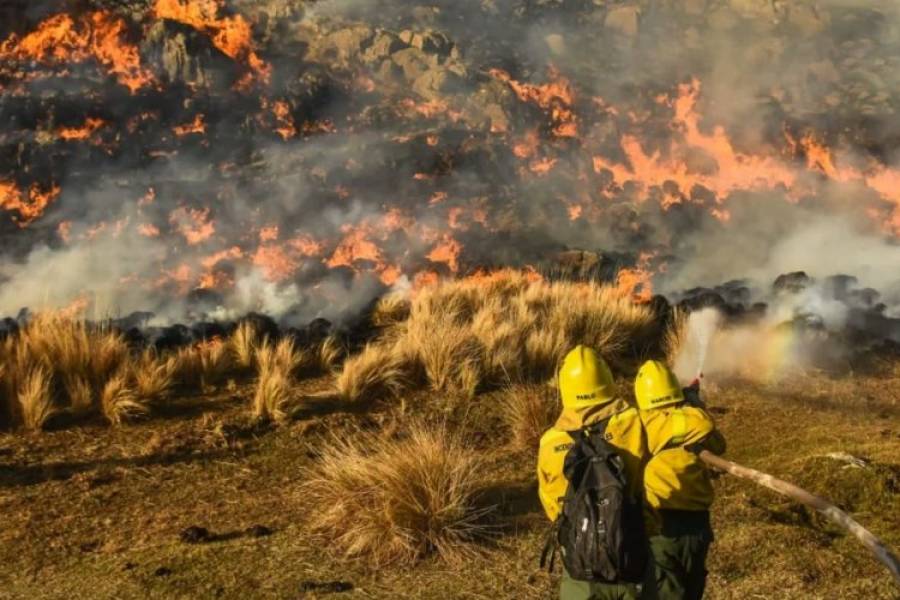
[58,117,106,141]
[152,0,270,85]
[0,12,155,92]
[169,207,215,245]
[491,66,577,137]
[173,114,206,137]
[0,181,61,227]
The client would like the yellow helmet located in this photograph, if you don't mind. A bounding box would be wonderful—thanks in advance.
[558,345,615,410]
[634,360,684,410]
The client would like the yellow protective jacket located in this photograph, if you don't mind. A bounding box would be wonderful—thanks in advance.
[537,398,647,522]
[639,402,726,515]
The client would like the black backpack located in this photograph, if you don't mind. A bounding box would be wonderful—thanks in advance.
[541,419,648,583]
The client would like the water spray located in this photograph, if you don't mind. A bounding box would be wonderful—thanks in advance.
[681,309,900,586]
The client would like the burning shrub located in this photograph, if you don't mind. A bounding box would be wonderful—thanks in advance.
[302,424,491,567]
[501,384,558,451]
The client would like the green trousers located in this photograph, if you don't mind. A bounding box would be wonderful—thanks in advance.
[559,570,642,600]
[645,510,713,600]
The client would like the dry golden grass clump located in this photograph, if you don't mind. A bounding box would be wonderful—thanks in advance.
[336,270,654,403]
[252,337,315,421]
[335,343,415,405]
[0,316,139,429]
[501,384,559,451]
[302,424,491,566]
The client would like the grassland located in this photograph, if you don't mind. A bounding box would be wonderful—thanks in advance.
[0,274,898,599]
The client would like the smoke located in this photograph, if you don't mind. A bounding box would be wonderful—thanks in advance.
[2,0,900,329]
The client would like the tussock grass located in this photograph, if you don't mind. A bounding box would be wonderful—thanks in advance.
[17,367,56,430]
[335,343,415,405]
[302,424,491,566]
[101,372,149,426]
[230,321,260,372]
[501,384,558,450]
[252,339,306,422]
[371,293,411,328]
[131,350,176,402]
[337,270,654,403]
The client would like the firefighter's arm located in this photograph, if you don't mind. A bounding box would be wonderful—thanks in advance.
[683,408,726,455]
[537,435,563,522]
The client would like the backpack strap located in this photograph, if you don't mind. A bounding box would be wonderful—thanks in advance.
[539,521,558,573]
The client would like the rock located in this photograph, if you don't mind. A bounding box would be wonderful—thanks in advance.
[179,526,212,544]
[246,524,273,538]
[317,25,375,64]
[605,5,641,36]
[298,581,354,594]
[391,47,435,81]
[141,21,233,89]
[403,30,454,57]
[412,67,461,98]
[362,31,405,63]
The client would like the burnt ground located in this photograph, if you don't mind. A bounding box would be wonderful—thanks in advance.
[1,366,899,599]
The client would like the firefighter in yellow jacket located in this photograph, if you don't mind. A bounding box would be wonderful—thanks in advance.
[538,345,648,600]
[634,361,726,600]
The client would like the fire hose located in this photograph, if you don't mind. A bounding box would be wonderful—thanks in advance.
[698,449,900,587]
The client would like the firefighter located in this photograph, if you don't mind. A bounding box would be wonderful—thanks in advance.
[634,361,726,600]
[537,345,649,600]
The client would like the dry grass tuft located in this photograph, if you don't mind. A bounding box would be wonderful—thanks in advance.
[335,271,655,402]
[131,350,176,403]
[252,339,305,421]
[17,367,56,430]
[501,384,558,450]
[335,343,415,405]
[100,373,149,426]
[0,316,131,428]
[230,321,261,371]
[316,335,345,372]
[371,293,411,328]
[302,424,491,567]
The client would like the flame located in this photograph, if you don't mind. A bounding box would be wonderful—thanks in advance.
[0,11,154,92]
[173,114,206,137]
[0,181,61,227]
[202,246,244,269]
[491,67,577,137]
[259,225,279,242]
[614,253,656,303]
[59,295,91,319]
[138,223,161,237]
[272,101,297,140]
[253,245,298,282]
[58,118,106,141]
[287,235,325,257]
[152,0,270,85]
[327,225,383,268]
[426,234,462,273]
[169,207,215,245]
